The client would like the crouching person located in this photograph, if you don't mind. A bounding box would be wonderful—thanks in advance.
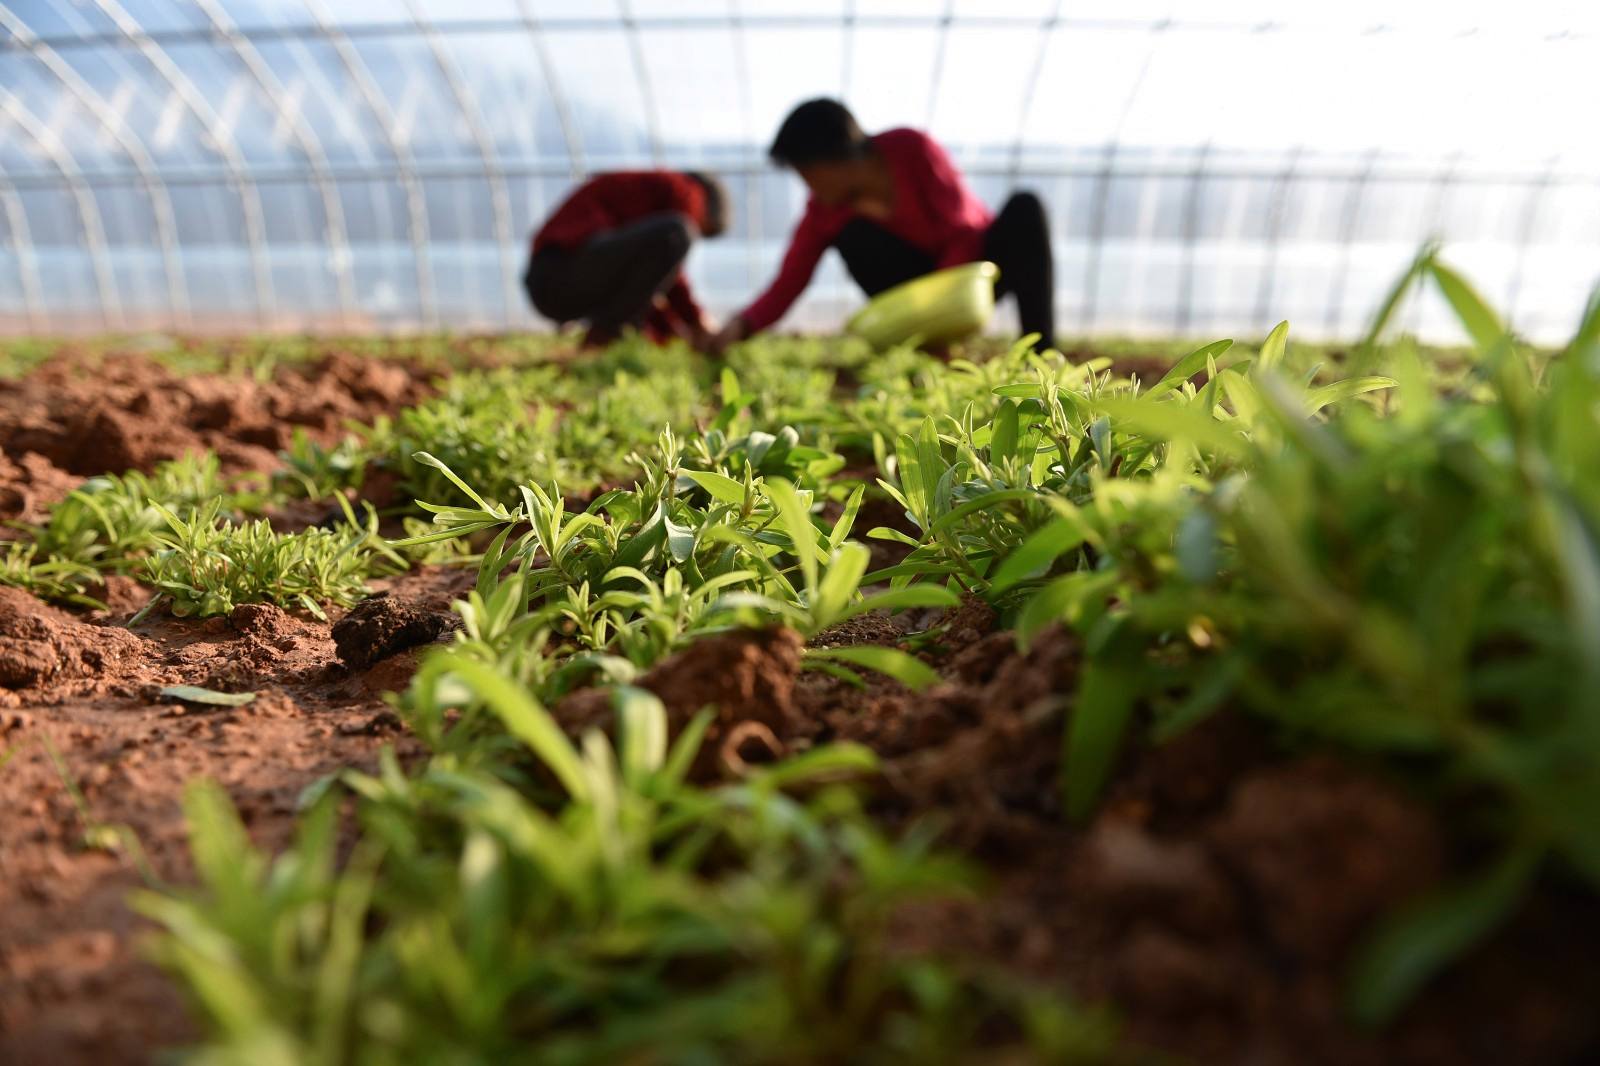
[524,171,727,349]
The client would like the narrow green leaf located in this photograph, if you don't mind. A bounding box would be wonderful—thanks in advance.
[916,418,947,525]
[1258,320,1289,370]
[1305,376,1399,415]
[446,658,588,801]
[1348,849,1538,1026]
[1064,663,1140,820]
[682,469,746,506]
[806,645,941,692]
[928,488,1042,534]
[411,451,500,514]
[988,516,1088,594]
[749,742,877,790]
[843,585,961,619]
[613,685,668,784]
[815,542,871,625]
[1426,258,1508,356]
[828,484,866,552]
[991,399,1020,465]
[766,478,819,600]
[1148,339,1234,396]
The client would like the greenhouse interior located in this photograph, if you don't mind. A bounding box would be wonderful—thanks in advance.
[1,2,1598,1064]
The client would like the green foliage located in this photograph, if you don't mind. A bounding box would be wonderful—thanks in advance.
[136,499,389,620]
[140,680,1123,1065]
[0,453,267,607]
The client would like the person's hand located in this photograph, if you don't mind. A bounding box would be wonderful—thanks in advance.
[684,319,717,354]
[707,315,750,357]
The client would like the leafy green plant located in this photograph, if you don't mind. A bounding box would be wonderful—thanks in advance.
[136,498,393,620]
[140,667,1123,1065]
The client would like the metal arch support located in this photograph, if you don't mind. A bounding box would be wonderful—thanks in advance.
[615,0,664,165]
[1324,146,1384,337]
[0,169,46,332]
[1174,140,1214,335]
[194,0,359,328]
[1252,143,1306,328]
[728,0,763,289]
[91,0,276,328]
[0,7,190,327]
[1007,1,1063,187]
[513,0,585,179]
[0,88,122,329]
[840,0,855,98]
[303,0,437,330]
[925,0,957,129]
[401,0,520,327]
[1081,21,1164,334]
[1402,147,1466,336]
[1503,152,1563,328]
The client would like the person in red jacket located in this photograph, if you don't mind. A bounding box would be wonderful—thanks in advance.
[525,170,727,349]
[710,99,1054,353]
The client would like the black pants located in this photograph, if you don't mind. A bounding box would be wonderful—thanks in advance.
[524,211,694,332]
[834,192,1055,350]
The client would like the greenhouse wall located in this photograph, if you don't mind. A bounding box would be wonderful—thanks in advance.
[1,1,1597,341]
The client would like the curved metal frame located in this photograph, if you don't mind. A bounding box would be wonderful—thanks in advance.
[1504,153,1564,329]
[193,0,358,327]
[925,0,957,129]
[0,9,1587,338]
[1,6,190,327]
[302,0,437,330]
[0,87,122,328]
[401,0,520,325]
[1008,1,1062,186]
[728,0,764,290]
[1081,22,1165,333]
[91,0,275,328]
[1253,144,1306,328]
[513,0,585,179]
[0,167,46,332]
[1174,140,1214,335]
[1324,146,1386,336]
[616,0,665,165]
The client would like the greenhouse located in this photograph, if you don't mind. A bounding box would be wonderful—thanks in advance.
[4,1,1598,339]
[1,3,1599,1065]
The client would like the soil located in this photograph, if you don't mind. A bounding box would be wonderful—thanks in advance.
[0,564,468,1065]
[331,593,459,670]
[0,351,436,507]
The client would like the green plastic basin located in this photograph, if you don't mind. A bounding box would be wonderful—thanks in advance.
[845,261,1000,350]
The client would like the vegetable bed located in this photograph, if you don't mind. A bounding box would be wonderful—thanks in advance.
[1,252,1598,1065]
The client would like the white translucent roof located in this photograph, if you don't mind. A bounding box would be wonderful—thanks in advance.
[1,0,1597,341]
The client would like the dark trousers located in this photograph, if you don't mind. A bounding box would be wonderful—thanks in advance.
[524,211,694,332]
[833,192,1055,350]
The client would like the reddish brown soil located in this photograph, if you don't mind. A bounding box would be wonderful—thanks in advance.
[563,612,1600,1066]
[0,351,434,496]
[0,566,467,1065]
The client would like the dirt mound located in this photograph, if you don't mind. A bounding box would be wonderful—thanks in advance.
[557,627,805,773]
[332,594,456,669]
[0,351,434,480]
[0,449,79,532]
[0,586,148,694]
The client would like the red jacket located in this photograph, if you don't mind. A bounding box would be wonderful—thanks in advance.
[534,170,710,333]
[739,128,993,333]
